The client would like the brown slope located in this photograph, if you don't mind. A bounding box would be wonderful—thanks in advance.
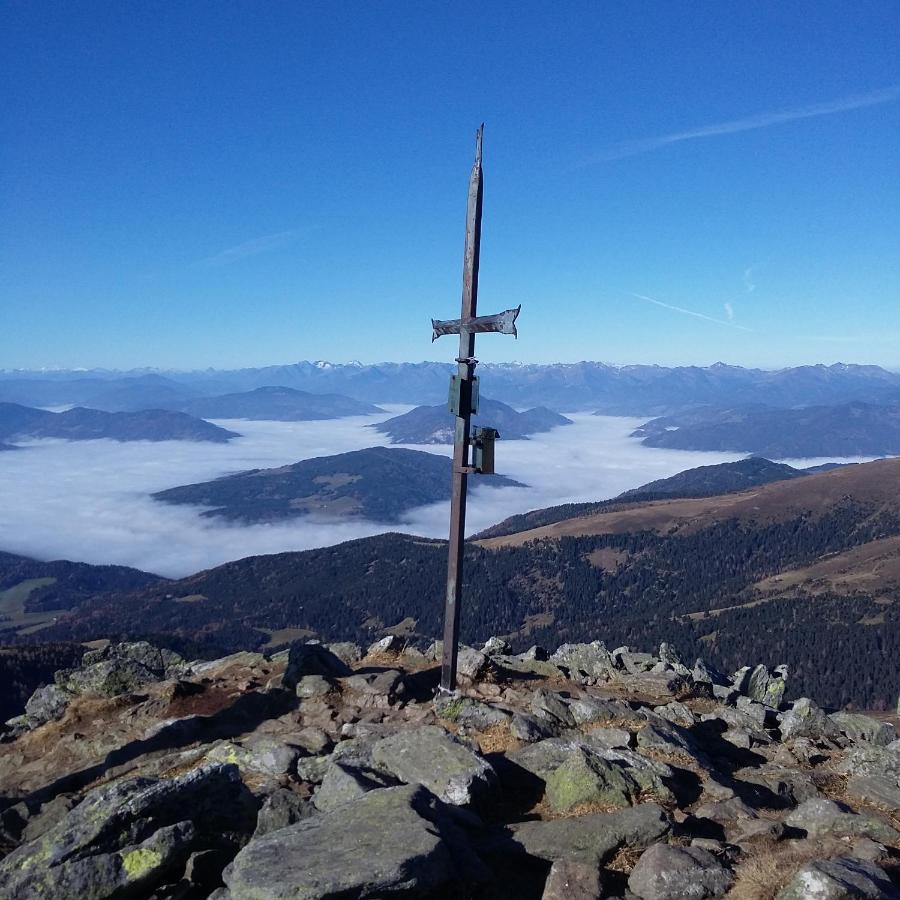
[479,456,900,548]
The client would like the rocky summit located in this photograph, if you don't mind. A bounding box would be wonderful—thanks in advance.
[1,639,898,899]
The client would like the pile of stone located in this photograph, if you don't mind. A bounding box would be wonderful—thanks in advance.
[0,636,897,899]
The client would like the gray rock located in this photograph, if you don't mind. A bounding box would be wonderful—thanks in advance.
[295,755,330,784]
[735,695,769,728]
[837,742,900,779]
[223,784,489,899]
[81,641,187,679]
[692,658,727,687]
[628,843,733,899]
[657,642,691,677]
[542,858,605,899]
[531,689,575,727]
[653,701,695,728]
[371,725,498,806]
[282,643,351,690]
[506,802,671,865]
[569,696,638,727]
[779,697,838,741]
[457,647,490,681]
[785,798,899,844]
[551,642,617,683]
[366,634,405,655]
[512,738,584,781]
[294,674,334,698]
[291,726,332,755]
[628,671,689,699]
[482,636,512,656]
[694,797,759,825]
[829,712,896,746]
[325,641,362,665]
[313,761,398,812]
[23,683,71,727]
[544,747,644,813]
[342,669,405,703]
[522,645,549,661]
[55,657,160,698]
[510,712,557,742]
[253,789,316,837]
[0,764,254,899]
[776,856,898,899]
[636,718,693,755]
[585,727,632,749]
[845,775,900,811]
[437,697,510,730]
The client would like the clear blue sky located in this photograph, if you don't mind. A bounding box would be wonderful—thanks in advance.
[2,1,898,371]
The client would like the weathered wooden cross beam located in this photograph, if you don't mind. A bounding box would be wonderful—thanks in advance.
[431,125,521,694]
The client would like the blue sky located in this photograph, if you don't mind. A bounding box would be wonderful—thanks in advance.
[2,1,898,371]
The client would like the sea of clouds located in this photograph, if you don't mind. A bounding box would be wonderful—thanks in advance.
[0,408,876,578]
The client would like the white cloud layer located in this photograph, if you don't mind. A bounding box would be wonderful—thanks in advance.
[0,409,876,578]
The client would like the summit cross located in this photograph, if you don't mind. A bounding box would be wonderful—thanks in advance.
[430,125,521,694]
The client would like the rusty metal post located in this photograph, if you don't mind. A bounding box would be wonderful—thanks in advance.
[440,125,484,694]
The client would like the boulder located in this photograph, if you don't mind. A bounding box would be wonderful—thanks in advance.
[0,764,254,899]
[325,641,363,665]
[657,642,691,677]
[846,774,900,810]
[482,636,512,656]
[531,689,575,727]
[223,784,489,899]
[542,858,605,899]
[282,643,351,690]
[510,712,556,743]
[550,642,616,683]
[784,798,899,844]
[504,802,671,865]
[653,701,695,728]
[776,856,898,899]
[779,697,838,742]
[628,842,733,899]
[370,725,498,806]
[23,683,71,727]
[341,669,405,704]
[55,657,160,698]
[837,742,900,780]
[829,712,896,747]
[568,696,638,727]
[544,747,644,813]
[207,737,300,778]
[81,641,187,679]
[293,674,334,698]
[434,696,510,730]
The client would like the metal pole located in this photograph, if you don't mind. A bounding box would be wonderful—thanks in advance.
[440,125,484,694]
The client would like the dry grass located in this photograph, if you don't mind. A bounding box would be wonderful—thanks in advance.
[606,844,643,874]
[472,723,520,755]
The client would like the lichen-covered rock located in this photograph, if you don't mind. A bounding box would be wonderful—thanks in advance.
[776,855,897,899]
[0,764,254,899]
[568,695,638,727]
[551,641,617,683]
[628,843,733,899]
[784,798,899,844]
[837,741,900,780]
[435,696,510,730]
[456,647,490,681]
[482,636,512,656]
[371,725,498,806]
[55,658,160,698]
[207,737,300,777]
[223,784,489,899]
[81,641,187,679]
[779,697,838,741]
[544,747,643,813]
[23,682,71,727]
[505,802,671,865]
[829,712,896,746]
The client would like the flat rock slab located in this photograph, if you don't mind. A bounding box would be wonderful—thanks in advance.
[223,784,488,899]
[776,855,899,899]
[501,802,670,866]
[785,798,899,844]
[371,725,497,806]
[628,842,733,899]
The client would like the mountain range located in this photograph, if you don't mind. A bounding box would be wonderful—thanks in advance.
[0,403,238,444]
[152,446,524,523]
[177,386,384,420]
[372,398,572,443]
[4,361,900,414]
[633,401,900,457]
[10,457,899,710]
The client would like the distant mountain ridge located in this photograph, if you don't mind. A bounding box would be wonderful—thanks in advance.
[178,386,384,421]
[633,401,900,457]
[372,398,572,443]
[152,446,524,523]
[4,361,900,414]
[0,403,239,444]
